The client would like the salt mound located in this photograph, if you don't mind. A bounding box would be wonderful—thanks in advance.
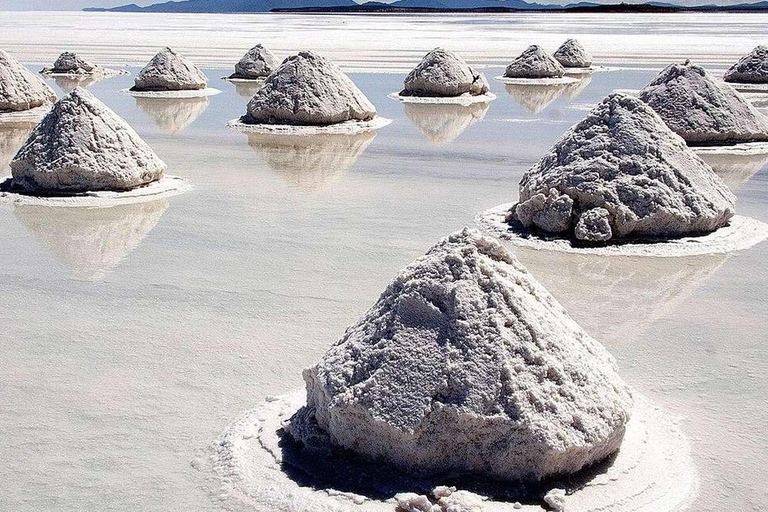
[401,48,490,97]
[504,45,565,79]
[243,51,376,125]
[724,46,768,84]
[510,93,735,243]
[290,228,633,482]
[10,87,166,193]
[44,52,96,75]
[0,50,57,113]
[132,47,207,92]
[638,60,768,144]
[230,44,278,80]
[554,39,593,68]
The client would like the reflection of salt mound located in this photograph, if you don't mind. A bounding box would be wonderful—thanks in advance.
[638,61,768,144]
[230,44,277,80]
[14,199,167,280]
[403,101,488,144]
[505,45,565,79]
[132,47,207,92]
[697,151,768,191]
[724,45,768,84]
[246,130,374,190]
[505,82,568,113]
[291,228,633,482]
[510,93,735,243]
[562,74,592,100]
[244,51,376,125]
[402,47,489,97]
[233,80,264,99]
[134,96,209,134]
[0,121,35,173]
[0,49,57,113]
[554,39,593,68]
[10,87,166,193]
[54,75,100,93]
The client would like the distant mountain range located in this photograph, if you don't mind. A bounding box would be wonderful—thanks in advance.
[84,0,768,13]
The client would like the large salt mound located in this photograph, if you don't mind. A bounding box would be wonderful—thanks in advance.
[505,45,565,79]
[402,47,490,97]
[0,50,57,113]
[638,61,768,144]
[244,51,376,125]
[231,44,278,79]
[9,87,166,193]
[510,93,735,243]
[46,52,96,75]
[290,228,633,482]
[554,39,593,68]
[132,47,207,92]
[724,45,768,84]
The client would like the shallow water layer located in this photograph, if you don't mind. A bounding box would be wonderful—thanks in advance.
[0,13,767,512]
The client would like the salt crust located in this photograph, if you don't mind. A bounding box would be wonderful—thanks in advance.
[0,104,50,123]
[122,87,221,98]
[41,68,128,79]
[207,391,697,512]
[494,76,579,85]
[562,66,610,75]
[221,76,266,84]
[227,116,392,136]
[718,80,768,93]
[478,202,768,257]
[388,92,497,106]
[691,141,768,156]
[0,175,190,207]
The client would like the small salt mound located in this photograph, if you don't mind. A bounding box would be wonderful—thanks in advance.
[504,45,565,79]
[243,51,376,126]
[230,44,278,79]
[638,60,768,144]
[290,228,633,482]
[0,50,57,113]
[45,52,96,75]
[10,87,166,193]
[132,47,208,92]
[724,45,768,84]
[401,48,490,97]
[554,39,593,68]
[510,93,735,243]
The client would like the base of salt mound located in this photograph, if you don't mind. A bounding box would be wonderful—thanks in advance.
[691,141,768,156]
[221,76,266,83]
[0,175,190,207]
[122,87,222,99]
[477,202,768,257]
[719,80,768,93]
[205,389,696,512]
[227,116,392,136]
[0,104,52,124]
[388,91,497,106]
[494,76,579,85]
[562,65,610,75]
[42,68,128,79]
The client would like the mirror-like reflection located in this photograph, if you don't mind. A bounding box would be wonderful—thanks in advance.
[697,152,768,191]
[134,96,210,134]
[505,76,591,113]
[0,121,35,175]
[233,80,265,100]
[246,131,375,191]
[403,102,489,145]
[14,200,168,281]
[53,75,102,93]
[562,74,592,100]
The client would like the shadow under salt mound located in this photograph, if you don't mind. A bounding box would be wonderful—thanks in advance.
[0,122,35,174]
[246,131,376,191]
[402,101,489,145]
[13,199,168,281]
[697,151,768,191]
[134,96,210,134]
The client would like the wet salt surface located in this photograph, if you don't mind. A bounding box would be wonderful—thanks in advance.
[0,16,766,512]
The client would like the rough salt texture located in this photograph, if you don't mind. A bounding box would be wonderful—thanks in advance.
[553,39,593,68]
[47,52,96,74]
[512,93,735,242]
[505,45,565,79]
[244,51,376,125]
[402,48,490,97]
[231,44,278,79]
[724,45,768,84]
[132,47,207,91]
[0,50,57,112]
[638,61,768,144]
[292,228,633,482]
[10,87,166,193]
[543,488,566,512]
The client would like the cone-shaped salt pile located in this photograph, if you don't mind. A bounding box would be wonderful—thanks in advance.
[638,61,768,144]
[512,93,735,242]
[244,51,375,125]
[554,39,593,68]
[401,47,489,97]
[293,228,633,481]
[132,47,208,91]
[231,44,278,79]
[724,45,768,84]
[0,50,57,112]
[504,45,565,79]
[47,52,96,74]
[10,88,166,193]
